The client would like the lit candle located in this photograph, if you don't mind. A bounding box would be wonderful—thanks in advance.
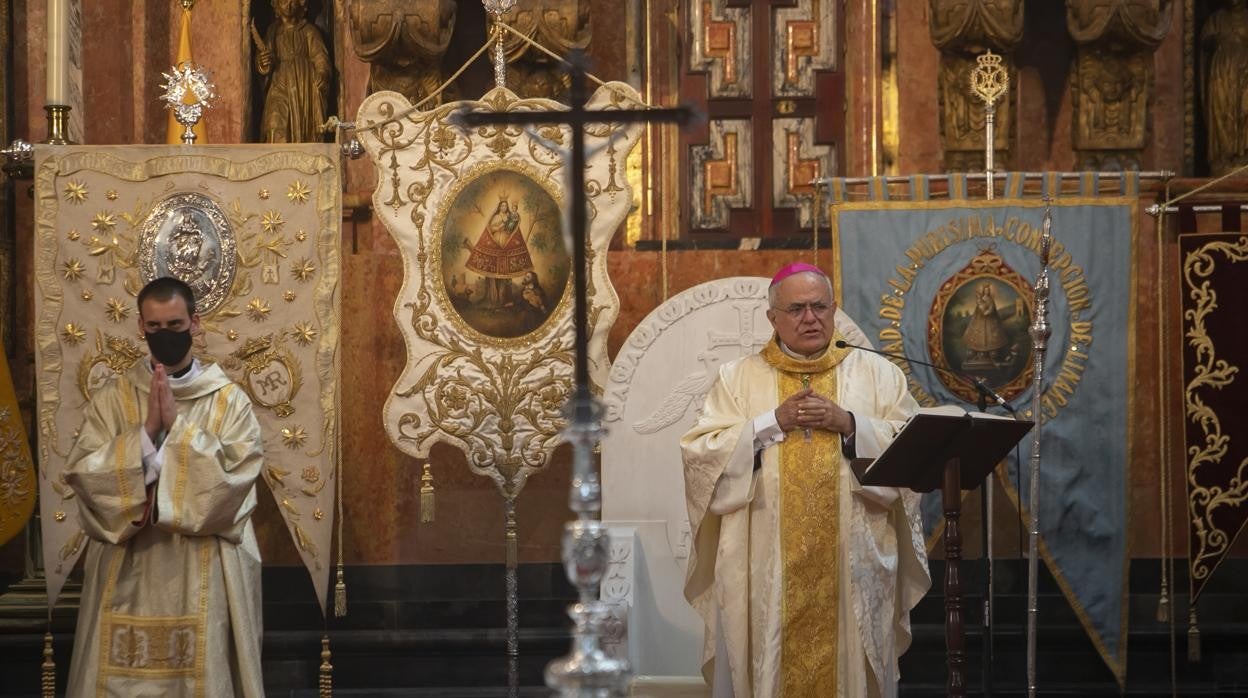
[46,0,69,105]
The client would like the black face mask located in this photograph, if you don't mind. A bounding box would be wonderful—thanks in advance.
[145,328,193,367]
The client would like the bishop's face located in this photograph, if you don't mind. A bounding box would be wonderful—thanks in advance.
[766,272,836,356]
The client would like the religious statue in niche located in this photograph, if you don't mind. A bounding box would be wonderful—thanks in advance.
[1066,0,1172,170]
[1200,0,1248,175]
[254,0,331,143]
[495,0,591,100]
[349,0,457,105]
[438,167,568,340]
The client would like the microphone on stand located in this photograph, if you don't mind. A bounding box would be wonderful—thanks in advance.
[833,339,1016,414]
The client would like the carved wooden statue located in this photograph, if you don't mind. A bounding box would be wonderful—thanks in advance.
[1200,0,1248,176]
[929,0,1023,172]
[255,0,332,143]
[1066,0,1172,170]
[349,0,457,105]
[494,0,591,100]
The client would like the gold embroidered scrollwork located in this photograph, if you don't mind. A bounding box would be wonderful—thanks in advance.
[1181,235,1248,588]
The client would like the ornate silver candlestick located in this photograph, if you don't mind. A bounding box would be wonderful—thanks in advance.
[159,63,215,145]
[545,395,630,696]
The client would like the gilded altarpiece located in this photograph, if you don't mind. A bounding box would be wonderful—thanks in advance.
[928,0,1022,172]
[32,146,342,612]
[1066,0,1172,170]
[681,0,843,238]
[354,85,641,499]
[348,0,458,105]
[494,0,592,100]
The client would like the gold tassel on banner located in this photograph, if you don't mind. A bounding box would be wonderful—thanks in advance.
[1187,606,1201,663]
[420,462,435,523]
[1156,591,1170,623]
[319,634,333,697]
[333,565,347,618]
[41,631,55,698]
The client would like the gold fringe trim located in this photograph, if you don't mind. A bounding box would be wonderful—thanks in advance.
[319,634,333,697]
[420,462,435,524]
[1187,606,1201,663]
[333,564,347,618]
[41,631,55,698]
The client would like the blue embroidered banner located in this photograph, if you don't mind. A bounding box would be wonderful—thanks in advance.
[831,178,1137,684]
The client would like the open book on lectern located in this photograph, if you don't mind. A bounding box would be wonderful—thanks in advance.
[850,405,1035,494]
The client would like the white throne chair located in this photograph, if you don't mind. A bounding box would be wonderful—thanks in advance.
[601,276,871,696]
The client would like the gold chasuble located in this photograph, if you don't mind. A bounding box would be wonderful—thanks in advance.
[761,339,851,693]
[682,330,930,697]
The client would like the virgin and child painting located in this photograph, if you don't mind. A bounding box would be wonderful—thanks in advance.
[936,275,1033,401]
[438,168,570,340]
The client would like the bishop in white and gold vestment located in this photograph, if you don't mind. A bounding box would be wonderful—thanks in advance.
[681,264,930,697]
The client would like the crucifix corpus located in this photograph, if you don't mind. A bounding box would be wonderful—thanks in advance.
[454,50,695,695]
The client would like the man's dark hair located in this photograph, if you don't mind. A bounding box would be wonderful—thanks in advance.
[137,277,197,317]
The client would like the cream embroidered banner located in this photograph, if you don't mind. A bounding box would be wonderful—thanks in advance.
[33,145,341,613]
[355,84,642,498]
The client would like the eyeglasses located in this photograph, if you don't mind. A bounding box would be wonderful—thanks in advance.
[771,302,832,319]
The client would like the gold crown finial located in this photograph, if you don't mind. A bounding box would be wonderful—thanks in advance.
[977,51,1003,69]
[969,49,1009,106]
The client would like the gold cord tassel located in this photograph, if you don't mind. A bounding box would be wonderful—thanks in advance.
[1187,606,1201,663]
[41,631,55,698]
[319,634,333,697]
[420,462,435,523]
[333,564,347,618]
[1156,584,1170,623]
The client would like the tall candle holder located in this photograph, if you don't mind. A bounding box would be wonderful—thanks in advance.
[44,105,72,145]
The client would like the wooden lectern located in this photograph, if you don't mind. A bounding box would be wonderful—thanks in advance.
[854,409,1033,697]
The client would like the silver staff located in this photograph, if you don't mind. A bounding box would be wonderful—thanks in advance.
[970,50,1008,201]
[1026,205,1053,697]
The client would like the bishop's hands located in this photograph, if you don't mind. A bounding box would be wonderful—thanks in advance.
[144,364,178,443]
[774,388,855,435]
